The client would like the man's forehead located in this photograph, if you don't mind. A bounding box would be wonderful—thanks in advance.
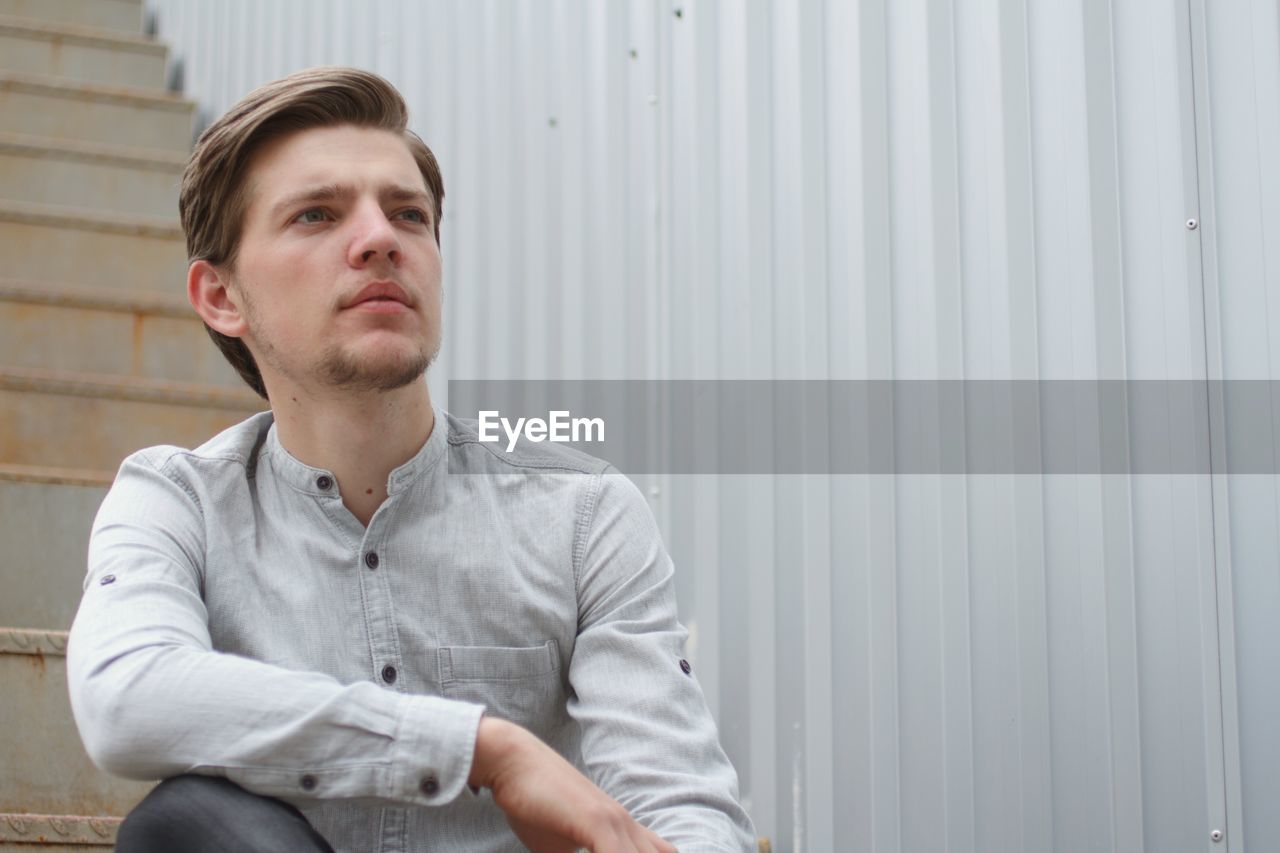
[251,126,422,183]
[242,126,430,216]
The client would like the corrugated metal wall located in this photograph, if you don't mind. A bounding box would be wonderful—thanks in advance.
[1191,1,1280,850]
[143,1,1279,851]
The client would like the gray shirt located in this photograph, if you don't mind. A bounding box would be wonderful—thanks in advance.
[67,407,755,852]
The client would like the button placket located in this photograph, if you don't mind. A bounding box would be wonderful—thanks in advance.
[356,523,404,696]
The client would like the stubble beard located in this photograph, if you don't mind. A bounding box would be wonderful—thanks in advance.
[317,335,438,393]
[234,275,440,395]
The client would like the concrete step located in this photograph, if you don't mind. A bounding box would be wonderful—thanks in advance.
[0,200,186,292]
[0,628,151,819]
[0,813,119,849]
[0,366,265,471]
[0,467,111,629]
[0,0,142,36]
[0,71,192,152]
[0,15,166,89]
[0,132,183,218]
[0,280,241,386]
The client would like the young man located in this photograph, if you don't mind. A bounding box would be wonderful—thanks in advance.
[67,67,755,852]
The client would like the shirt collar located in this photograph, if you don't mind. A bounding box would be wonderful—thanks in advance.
[264,405,447,497]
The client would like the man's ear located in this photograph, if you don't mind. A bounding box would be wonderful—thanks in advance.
[188,259,248,338]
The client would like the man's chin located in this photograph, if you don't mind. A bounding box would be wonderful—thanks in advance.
[318,349,435,394]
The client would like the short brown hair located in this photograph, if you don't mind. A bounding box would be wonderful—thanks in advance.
[179,66,444,399]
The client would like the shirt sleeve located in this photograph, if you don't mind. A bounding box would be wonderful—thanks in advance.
[66,448,485,807]
[566,466,757,853]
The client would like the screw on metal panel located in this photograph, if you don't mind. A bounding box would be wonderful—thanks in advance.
[674,7,683,18]
[548,117,558,128]
[649,485,661,498]
[1211,829,1223,842]
[1186,218,1199,230]
[630,48,638,59]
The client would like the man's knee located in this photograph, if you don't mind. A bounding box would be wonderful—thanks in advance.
[117,775,333,853]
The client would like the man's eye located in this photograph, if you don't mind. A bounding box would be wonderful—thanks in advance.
[397,208,428,224]
[294,208,329,224]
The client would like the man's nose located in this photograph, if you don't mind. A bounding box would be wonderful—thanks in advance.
[348,203,401,266]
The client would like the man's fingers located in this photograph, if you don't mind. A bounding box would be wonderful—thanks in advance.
[641,827,677,853]
[647,833,678,853]
[621,822,676,853]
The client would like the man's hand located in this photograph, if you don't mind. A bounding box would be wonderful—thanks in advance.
[469,716,677,853]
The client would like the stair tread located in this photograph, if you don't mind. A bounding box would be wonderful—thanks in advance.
[0,627,69,655]
[0,198,180,237]
[0,366,263,410]
[0,812,121,845]
[0,12,165,53]
[0,69,191,110]
[0,130,186,171]
[0,278,192,317]
[0,462,113,486]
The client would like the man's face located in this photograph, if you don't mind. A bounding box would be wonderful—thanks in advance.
[227,124,443,396]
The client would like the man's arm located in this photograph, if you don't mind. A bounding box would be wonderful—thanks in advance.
[67,448,484,806]
[566,466,757,852]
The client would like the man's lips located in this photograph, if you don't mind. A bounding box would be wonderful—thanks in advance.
[344,280,413,311]
[347,298,410,314]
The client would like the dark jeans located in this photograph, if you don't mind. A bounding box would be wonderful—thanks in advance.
[117,775,335,853]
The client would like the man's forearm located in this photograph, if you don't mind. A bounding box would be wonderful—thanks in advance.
[68,623,483,806]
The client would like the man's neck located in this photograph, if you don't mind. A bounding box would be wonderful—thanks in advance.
[269,378,435,528]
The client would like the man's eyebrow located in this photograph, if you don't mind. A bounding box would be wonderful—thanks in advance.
[269,184,434,219]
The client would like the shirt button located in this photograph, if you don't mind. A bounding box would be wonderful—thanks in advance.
[316,475,333,491]
[300,774,317,791]
[420,775,439,797]
[99,574,116,586]
[679,659,692,676]
[364,551,379,570]
[381,664,398,684]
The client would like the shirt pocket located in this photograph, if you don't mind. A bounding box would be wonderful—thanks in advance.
[437,640,565,733]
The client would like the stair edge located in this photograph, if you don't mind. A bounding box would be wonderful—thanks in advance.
[0,13,166,54]
[0,813,121,845]
[0,366,263,411]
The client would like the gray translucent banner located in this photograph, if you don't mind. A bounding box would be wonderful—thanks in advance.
[446,380,1279,474]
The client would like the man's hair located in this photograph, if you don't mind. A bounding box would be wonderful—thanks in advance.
[179,66,445,399]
